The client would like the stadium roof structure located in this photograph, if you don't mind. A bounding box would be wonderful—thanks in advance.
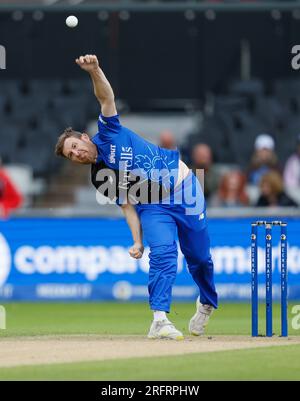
[0,0,299,12]
[1,0,190,5]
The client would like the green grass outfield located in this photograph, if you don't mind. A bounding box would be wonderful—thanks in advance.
[0,302,300,380]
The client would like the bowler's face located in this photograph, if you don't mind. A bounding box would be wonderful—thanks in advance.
[63,135,97,164]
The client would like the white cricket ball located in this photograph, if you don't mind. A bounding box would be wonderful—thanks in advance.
[66,15,78,28]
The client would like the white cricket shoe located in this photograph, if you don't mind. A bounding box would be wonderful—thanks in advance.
[189,297,214,336]
[147,319,184,340]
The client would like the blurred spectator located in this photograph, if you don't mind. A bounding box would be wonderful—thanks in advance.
[283,134,300,189]
[191,144,220,201]
[256,171,298,207]
[248,134,280,185]
[0,159,23,218]
[159,130,177,150]
[212,170,249,208]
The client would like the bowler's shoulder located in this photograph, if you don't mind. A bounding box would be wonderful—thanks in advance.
[97,114,122,138]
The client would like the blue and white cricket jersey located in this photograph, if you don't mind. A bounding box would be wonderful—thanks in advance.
[91,114,180,204]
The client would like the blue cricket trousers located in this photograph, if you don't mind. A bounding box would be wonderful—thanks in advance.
[136,172,218,312]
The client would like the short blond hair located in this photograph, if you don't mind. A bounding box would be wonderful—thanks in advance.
[55,127,83,158]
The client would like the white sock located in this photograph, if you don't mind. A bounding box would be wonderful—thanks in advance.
[153,311,167,321]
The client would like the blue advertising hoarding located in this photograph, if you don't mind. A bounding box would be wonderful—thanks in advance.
[0,216,299,301]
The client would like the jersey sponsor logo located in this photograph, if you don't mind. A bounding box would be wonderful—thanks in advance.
[120,147,133,160]
[0,233,11,287]
[121,147,132,153]
[109,144,116,164]
[119,146,133,189]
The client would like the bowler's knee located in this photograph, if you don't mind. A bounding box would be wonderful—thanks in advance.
[149,243,178,266]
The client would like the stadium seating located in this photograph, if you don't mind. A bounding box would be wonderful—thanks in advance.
[184,78,300,166]
[0,78,92,175]
[1,77,300,208]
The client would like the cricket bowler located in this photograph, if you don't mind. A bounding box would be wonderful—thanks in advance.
[55,54,218,340]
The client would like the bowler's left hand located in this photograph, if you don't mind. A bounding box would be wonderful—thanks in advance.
[129,242,144,259]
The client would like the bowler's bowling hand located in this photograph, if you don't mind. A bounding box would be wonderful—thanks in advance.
[129,242,144,259]
[75,54,99,72]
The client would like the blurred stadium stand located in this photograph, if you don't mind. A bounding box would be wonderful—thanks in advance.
[0,78,93,207]
[1,76,300,209]
[181,77,300,166]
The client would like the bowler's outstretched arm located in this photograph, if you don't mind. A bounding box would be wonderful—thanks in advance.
[121,203,144,259]
[76,54,117,117]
